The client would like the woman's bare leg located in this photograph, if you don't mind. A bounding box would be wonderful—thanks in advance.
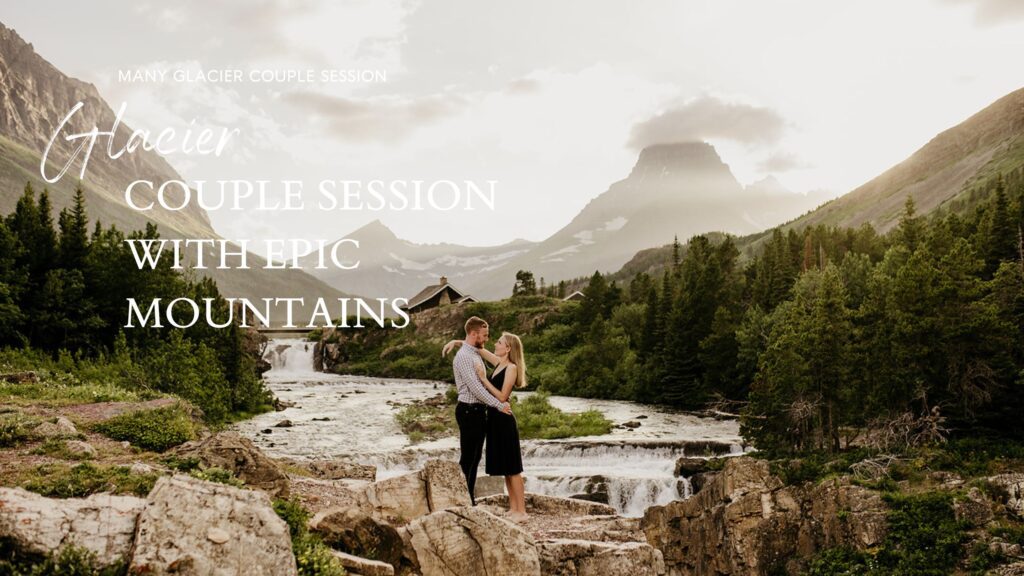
[507,474,527,518]
[503,476,513,511]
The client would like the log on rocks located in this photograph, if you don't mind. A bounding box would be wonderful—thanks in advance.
[330,550,395,576]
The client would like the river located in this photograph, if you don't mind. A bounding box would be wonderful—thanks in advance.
[233,339,746,517]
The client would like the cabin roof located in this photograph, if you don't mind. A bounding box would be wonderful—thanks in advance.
[405,281,468,310]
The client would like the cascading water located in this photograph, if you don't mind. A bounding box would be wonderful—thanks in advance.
[263,338,317,375]
[237,343,746,517]
[520,443,704,517]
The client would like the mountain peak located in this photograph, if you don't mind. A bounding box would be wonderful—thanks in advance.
[628,141,728,180]
[746,175,791,197]
[350,218,398,241]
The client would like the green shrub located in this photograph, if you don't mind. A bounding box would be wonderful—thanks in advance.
[30,438,93,461]
[0,413,35,447]
[394,403,455,444]
[804,547,873,575]
[990,522,1024,546]
[22,463,158,498]
[187,467,244,488]
[92,404,195,452]
[877,492,967,573]
[806,491,969,575]
[273,498,347,576]
[925,436,1024,477]
[514,392,613,439]
[162,454,244,487]
[392,390,613,442]
[767,449,876,486]
[0,540,126,576]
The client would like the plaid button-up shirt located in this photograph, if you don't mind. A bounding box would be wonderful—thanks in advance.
[453,344,504,409]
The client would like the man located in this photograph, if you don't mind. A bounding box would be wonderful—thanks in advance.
[452,316,511,504]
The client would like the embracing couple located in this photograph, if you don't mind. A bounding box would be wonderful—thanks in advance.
[442,316,528,523]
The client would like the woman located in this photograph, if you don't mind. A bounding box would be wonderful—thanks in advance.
[443,332,529,522]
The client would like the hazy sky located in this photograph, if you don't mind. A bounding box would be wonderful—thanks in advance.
[4,0,1024,250]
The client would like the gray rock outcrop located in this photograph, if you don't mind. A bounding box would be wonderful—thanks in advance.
[171,431,290,497]
[405,506,541,576]
[642,456,887,575]
[129,475,297,576]
[0,487,144,568]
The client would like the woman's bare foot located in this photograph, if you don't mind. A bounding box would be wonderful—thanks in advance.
[507,511,529,523]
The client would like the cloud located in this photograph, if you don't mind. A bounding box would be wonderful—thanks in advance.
[628,96,787,150]
[506,78,541,94]
[938,0,1024,25]
[282,91,467,143]
[757,151,811,173]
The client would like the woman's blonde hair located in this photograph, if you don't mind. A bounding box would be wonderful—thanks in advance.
[500,332,527,389]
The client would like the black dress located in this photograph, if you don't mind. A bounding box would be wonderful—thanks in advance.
[485,365,523,476]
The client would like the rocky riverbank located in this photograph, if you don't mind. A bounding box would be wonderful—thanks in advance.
[5,394,1024,575]
[1,428,668,575]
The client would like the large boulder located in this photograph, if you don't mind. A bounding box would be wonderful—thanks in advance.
[641,456,887,576]
[32,416,78,439]
[171,431,289,497]
[310,507,406,570]
[405,506,541,576]
[365,459,470,524]
[539,539,665,576]
[0,487,144,568]
[288,476,372,516]
[129,475,296,576]
[366,469,430,524]
[423,459,471,511]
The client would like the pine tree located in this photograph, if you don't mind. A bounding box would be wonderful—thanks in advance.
[986,175,1017,274]
[896,195,923,252]
[58,185,91,271]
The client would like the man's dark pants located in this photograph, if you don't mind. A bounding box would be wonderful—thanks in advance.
[455,401,487,505]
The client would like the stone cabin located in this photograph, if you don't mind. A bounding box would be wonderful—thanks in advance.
[402,276,477,314]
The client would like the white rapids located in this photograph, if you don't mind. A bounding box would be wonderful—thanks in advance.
[234,338,746,517]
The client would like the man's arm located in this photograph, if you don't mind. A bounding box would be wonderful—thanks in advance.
[455,353,508,410]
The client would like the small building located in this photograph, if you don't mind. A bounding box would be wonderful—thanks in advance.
[402,276,476,314]
[563,290,585,302]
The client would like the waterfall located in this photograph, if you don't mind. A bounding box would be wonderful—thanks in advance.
[359,440,740,517]
[525,475,691,518]
[263,338,317,374]
[519,441,718,517]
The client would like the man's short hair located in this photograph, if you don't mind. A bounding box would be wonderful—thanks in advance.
[464,316,488,335]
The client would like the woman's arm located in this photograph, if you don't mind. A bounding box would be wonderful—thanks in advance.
[443,340,500,366]
[441,340,460,357]
[496,364,518,403]
[475,362,504,399]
